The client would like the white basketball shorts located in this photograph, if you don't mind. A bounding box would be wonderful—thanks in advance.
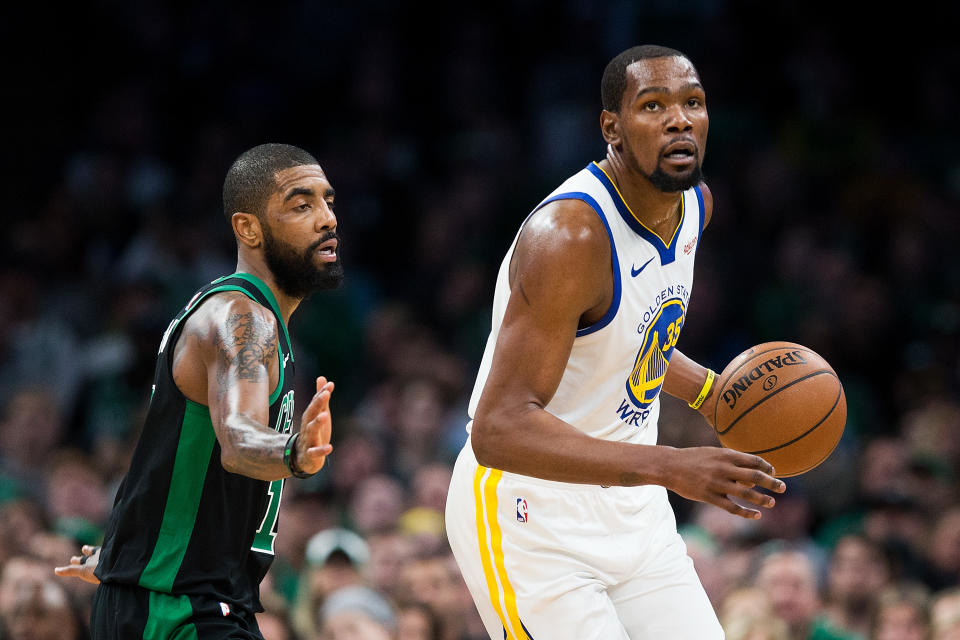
[445,440,724,640]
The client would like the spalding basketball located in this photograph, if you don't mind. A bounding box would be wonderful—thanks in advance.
[713,341,846,477]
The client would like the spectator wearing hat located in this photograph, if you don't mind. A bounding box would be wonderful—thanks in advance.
[292,528,370,640]
[319,585,395,640]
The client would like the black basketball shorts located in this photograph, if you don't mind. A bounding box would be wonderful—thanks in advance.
[91,582,264,640]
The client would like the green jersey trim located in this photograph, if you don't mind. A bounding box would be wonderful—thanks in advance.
[138,401,217,593]
[143,591,198,640]
[212,272,294,364]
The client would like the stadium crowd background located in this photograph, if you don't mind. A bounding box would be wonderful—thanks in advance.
[1,2,959,639]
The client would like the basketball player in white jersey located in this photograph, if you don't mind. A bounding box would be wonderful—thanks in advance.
[445,45,787,640]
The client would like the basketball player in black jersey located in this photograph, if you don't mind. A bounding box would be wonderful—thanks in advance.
[55,143,342,639]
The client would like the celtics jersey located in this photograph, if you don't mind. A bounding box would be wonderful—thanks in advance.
[96,273,296,614]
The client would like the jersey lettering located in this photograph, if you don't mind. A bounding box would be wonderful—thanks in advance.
[251,389,294,554]
[251,479,283,554]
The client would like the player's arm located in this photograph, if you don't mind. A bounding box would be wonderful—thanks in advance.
[471,199,783,517]
[662,181,719,424]
[472,201,627,484]
[662,350,719,427]
[196,294,333,481]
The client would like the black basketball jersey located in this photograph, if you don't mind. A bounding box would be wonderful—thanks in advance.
[95,273,296,614]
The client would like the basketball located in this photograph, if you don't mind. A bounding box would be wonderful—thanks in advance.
[713,341,846,477]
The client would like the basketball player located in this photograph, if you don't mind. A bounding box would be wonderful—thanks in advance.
[445,45,787,640]
[55,143,342,639]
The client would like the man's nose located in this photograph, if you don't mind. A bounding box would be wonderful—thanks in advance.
[665,104,693,133]
[315,204,336,231]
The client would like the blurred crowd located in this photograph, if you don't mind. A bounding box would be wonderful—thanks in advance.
[2,1,960,639]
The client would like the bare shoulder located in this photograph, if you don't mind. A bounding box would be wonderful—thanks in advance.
[176,291,279,383]
[510,198,611,313]
[699,181,714,228]
[182,291,277,347]
[513,198,610,279]
[520,198,610,253]
[171,291,278,402]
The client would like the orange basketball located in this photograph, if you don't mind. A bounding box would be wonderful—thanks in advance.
[713,341,846,477]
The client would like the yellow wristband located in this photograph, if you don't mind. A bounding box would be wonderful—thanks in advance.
[688,369,716,410]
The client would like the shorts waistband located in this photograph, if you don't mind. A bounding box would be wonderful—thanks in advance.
[461,436,656,495]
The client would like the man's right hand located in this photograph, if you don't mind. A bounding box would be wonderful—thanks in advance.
[660,446,786,519]
[294,376,335,475]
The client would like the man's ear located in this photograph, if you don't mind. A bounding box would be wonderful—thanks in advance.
[232,212,263,248]
[600,109,622,149]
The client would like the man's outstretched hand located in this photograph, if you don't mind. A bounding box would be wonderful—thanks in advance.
[54,545,100,584]
[295,376,335,475]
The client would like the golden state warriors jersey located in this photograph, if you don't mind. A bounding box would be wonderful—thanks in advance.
[467,162,705,446]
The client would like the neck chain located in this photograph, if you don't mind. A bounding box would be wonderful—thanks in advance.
[648,200,682,228]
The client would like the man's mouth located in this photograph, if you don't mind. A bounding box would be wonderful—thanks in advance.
[314,237,338,262]
[661,139,698,169]
[662,139,697,161]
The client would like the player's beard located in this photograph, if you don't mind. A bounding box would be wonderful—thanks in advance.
[262,224,344,299]
[646,161,703,192]
[624,138,704,192]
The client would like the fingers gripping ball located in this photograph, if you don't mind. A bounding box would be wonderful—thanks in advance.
[713,341,846,477]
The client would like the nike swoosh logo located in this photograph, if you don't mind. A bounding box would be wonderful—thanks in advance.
[631,257,655,277]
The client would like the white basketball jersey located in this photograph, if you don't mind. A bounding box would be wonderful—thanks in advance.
[467,162,705,446]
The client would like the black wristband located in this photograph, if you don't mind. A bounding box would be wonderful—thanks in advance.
[283,432,314,479]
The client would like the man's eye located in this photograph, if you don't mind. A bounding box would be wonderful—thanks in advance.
[326,201,336,211]
[297,203,311,211]
[644,102,660,111]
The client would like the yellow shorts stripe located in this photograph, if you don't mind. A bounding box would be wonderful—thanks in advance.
[475,465,531,640]
[474,466,510,635]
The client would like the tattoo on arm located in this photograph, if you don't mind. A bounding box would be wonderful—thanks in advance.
[215,311,278,388]
[207,308,289,480]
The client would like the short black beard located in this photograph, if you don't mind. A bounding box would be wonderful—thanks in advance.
[262,225,344,299]
[646,163,703,193]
